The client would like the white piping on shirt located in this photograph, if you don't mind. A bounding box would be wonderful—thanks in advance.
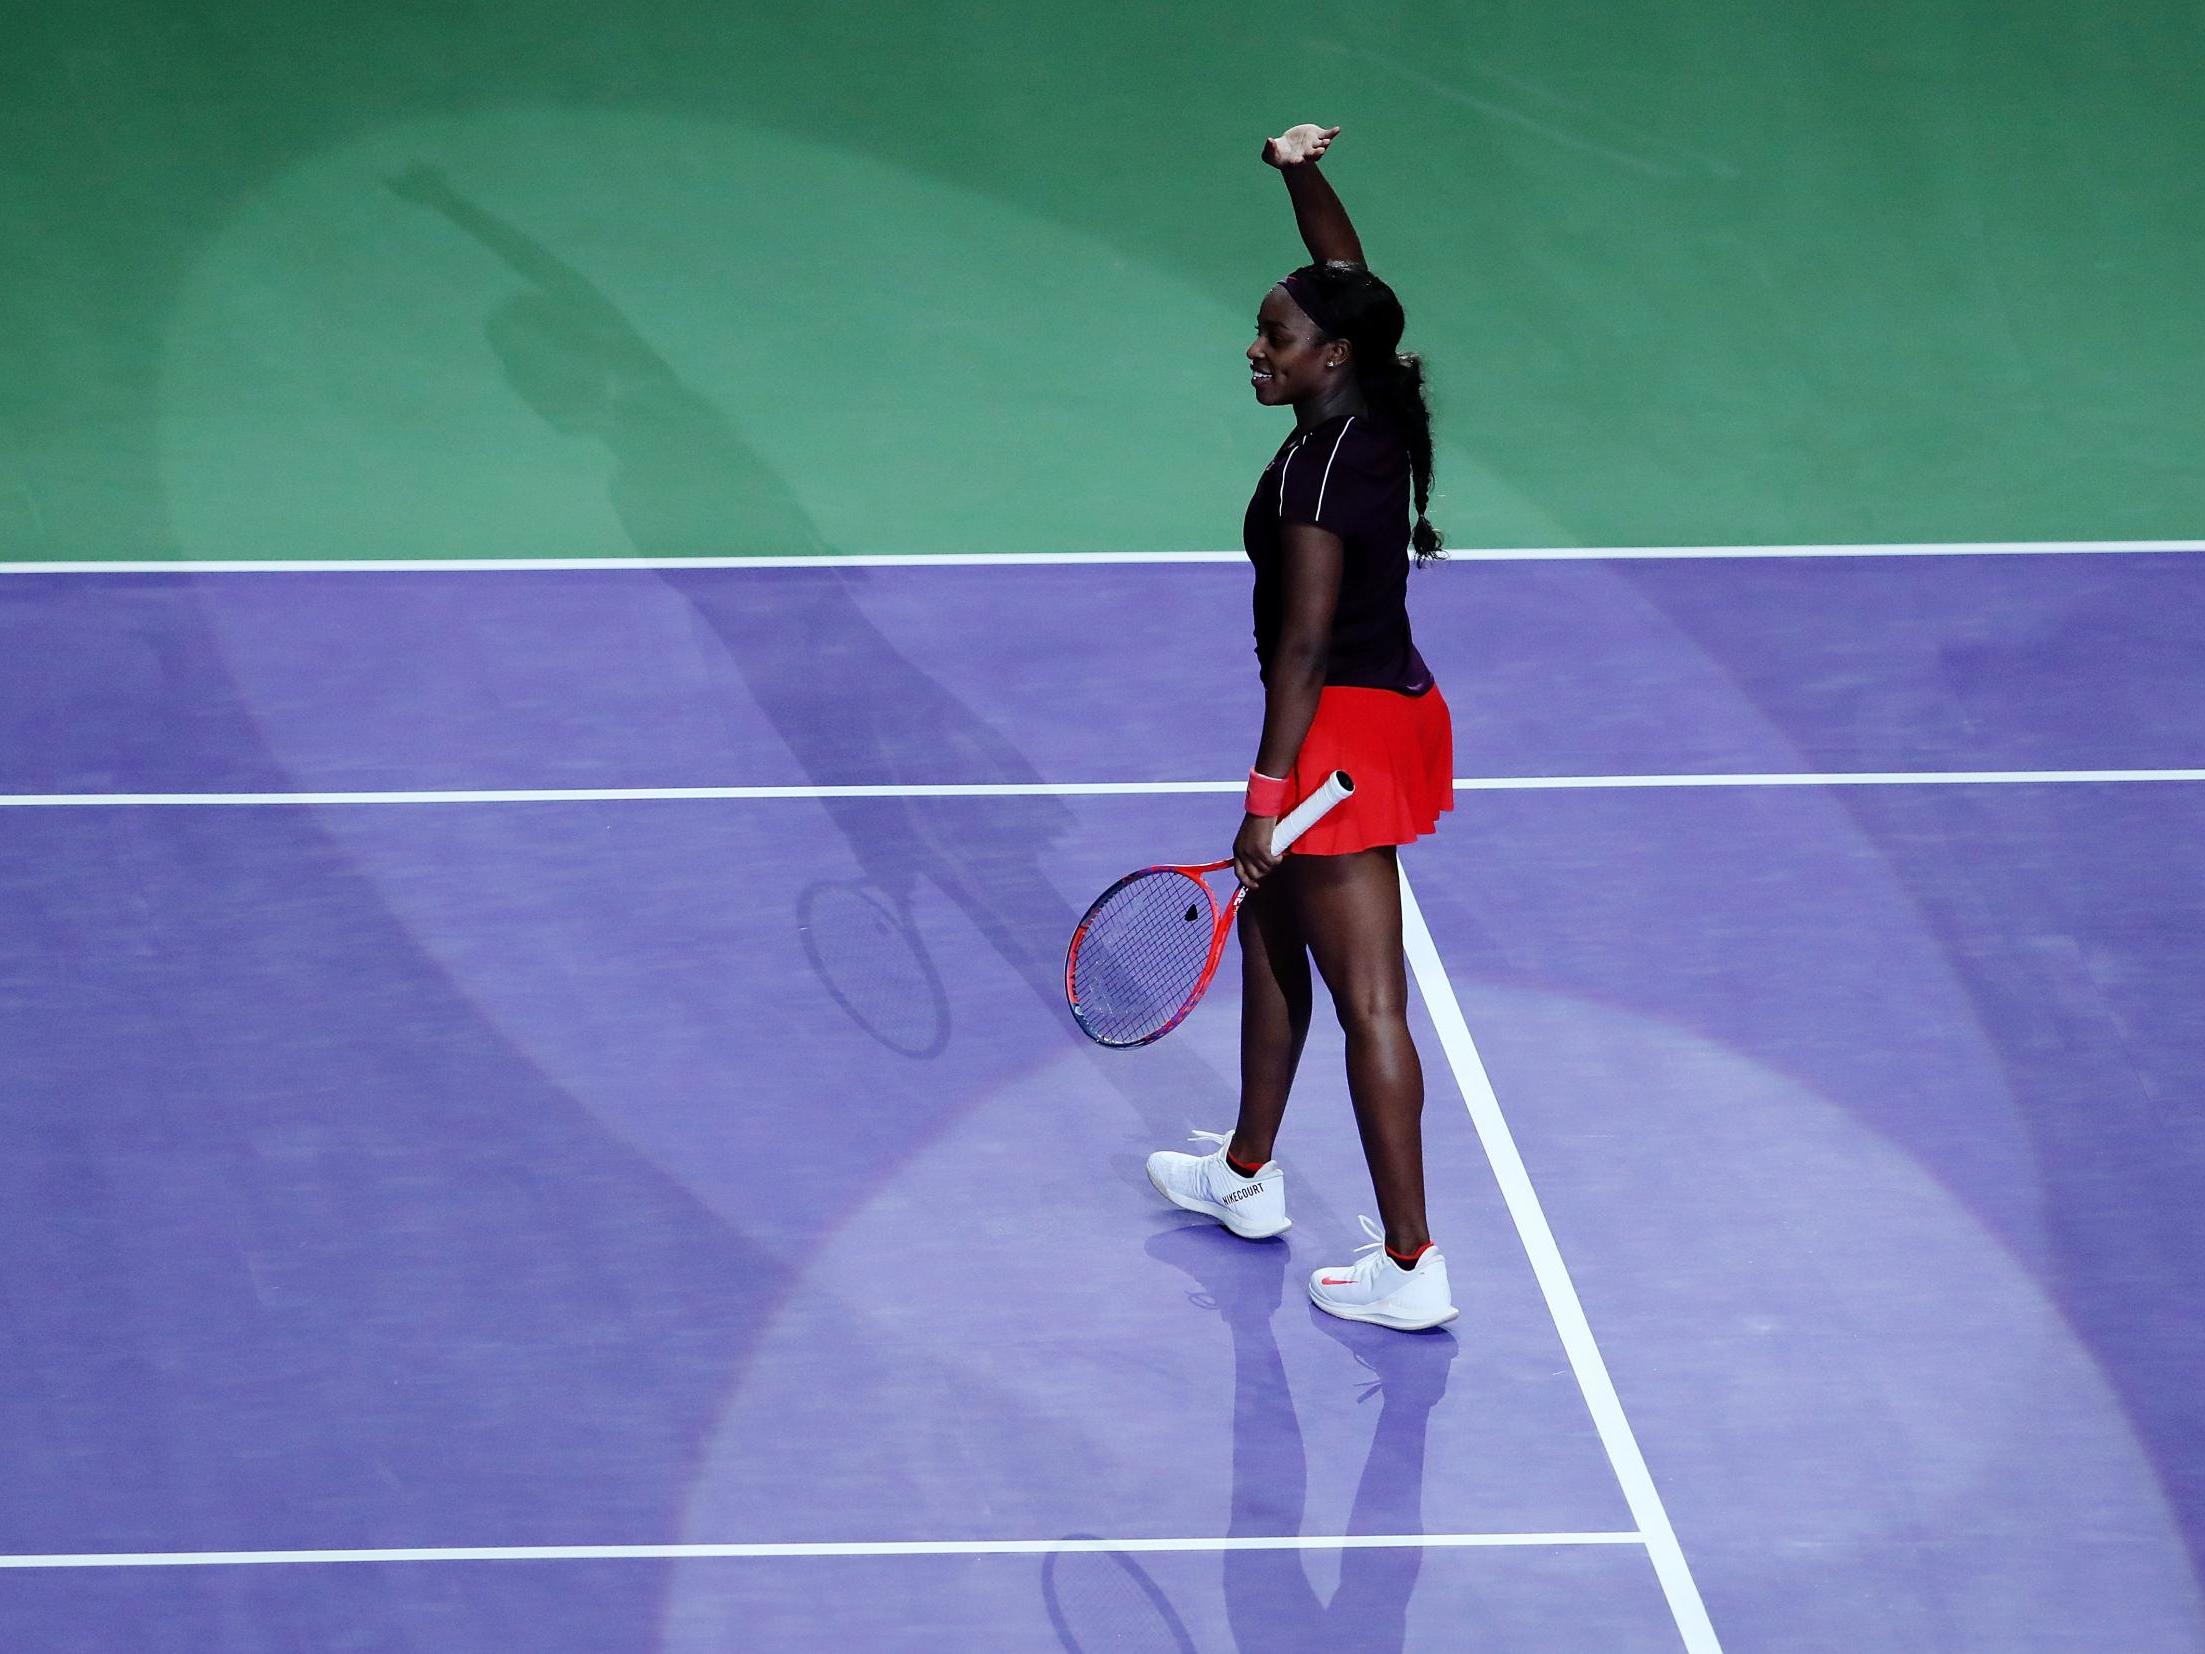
[1313,416,1356,521]
[1275,419,1357,523]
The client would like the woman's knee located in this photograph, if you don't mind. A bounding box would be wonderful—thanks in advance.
[1331,982,1410,1036]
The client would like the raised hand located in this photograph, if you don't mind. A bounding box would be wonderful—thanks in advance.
[1262,124,1341,169]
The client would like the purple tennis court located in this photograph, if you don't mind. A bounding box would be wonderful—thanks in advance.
[2,553,2201,1650]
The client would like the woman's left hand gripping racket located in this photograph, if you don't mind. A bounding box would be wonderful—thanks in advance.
[1065,771,1354,1047]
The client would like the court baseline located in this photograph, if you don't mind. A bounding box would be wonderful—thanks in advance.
[0,538,2197,574]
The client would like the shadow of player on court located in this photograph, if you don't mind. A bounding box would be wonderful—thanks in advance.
[382,166,1283,1160]
[1143,1221,1460,1654]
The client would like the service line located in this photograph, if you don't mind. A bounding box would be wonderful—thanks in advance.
[0,769,2199,808]
[0,1531,1646,1570]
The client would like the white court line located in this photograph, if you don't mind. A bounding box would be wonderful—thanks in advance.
[0,553,1251,573]
[1399,864,1722,1654]
[0,768,2199,808]
[0,539,2197,573]
[0,783,1239,807]
[1449,540,2200,560]
[0,1531,1644,1570]
[1450,768,2205,790]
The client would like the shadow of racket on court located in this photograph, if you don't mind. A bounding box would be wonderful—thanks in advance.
[796,876,951,1059]
[1043,1545,1201,1654]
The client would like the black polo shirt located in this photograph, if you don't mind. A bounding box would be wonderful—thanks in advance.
[1242,412,1433,694]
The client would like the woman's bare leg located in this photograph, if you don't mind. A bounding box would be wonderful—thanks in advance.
[1231,871,1312,1167]
[1290,847,1431,1253]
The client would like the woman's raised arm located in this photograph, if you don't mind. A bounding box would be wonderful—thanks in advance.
[1261,124,1364,267]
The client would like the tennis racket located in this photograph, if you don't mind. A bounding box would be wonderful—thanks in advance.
[1064,770,1354,1048]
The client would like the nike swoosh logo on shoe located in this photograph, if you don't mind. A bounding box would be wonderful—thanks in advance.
[1319,1276,1355,1286]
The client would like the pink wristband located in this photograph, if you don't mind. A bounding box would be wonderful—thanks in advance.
[1245,769,1291,817]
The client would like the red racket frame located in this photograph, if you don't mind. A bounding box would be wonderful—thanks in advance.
[1062,858,1241,1048]
[1064,769,1355,1048]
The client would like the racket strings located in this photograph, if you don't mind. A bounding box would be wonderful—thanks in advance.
[1068,871,1220,1046]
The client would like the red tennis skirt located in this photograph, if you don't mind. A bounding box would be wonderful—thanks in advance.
[1285,683,1455,855]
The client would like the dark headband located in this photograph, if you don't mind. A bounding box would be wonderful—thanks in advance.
[1277,273,1345,341]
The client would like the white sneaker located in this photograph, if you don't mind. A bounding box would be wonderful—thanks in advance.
[1145,1130,1290,1239]
[1307,1215,1458,1330]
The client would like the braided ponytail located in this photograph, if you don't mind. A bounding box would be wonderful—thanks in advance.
[1285,261,1444,564]
[1364,351,1443,563]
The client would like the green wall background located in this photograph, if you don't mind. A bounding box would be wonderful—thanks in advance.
[3,0,2200,560]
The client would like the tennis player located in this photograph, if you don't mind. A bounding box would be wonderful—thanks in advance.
[1147,122,1457,1331]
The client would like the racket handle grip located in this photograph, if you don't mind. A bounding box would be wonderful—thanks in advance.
[1269,770,1355,856]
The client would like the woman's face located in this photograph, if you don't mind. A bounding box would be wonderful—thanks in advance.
[1248,286,1342,407]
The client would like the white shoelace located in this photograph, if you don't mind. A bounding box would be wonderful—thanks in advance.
[1345,1214,1392,1280]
